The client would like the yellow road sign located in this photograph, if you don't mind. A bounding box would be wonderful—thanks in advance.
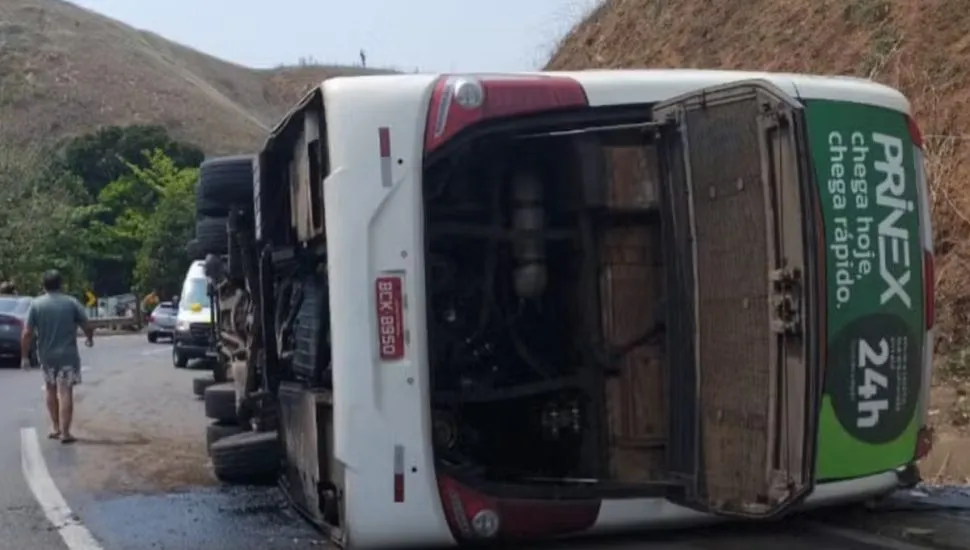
[84,290,96,307]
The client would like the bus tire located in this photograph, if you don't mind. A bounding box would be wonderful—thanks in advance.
[193,375,216,398]
[204,383,237,424]
[197,155,254,217]
[186,238,203,259]
[210,431,281,483]
[196,216,228,255]
[206,422,246,453]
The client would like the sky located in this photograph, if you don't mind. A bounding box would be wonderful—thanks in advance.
[69,0,602,72]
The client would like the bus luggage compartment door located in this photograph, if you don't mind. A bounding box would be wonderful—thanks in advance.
[278,382,340,527]
[653,80,819,518]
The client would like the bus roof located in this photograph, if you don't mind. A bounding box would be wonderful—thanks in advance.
[263,69,909,153]
[322,69,908,113]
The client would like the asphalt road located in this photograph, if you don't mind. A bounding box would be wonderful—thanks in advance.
[0,334,326,550]
[0,334,960,550]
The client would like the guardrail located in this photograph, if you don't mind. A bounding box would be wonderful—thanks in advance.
[87,316,142,332]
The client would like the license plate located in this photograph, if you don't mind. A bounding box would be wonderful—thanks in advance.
[375,275,405,361]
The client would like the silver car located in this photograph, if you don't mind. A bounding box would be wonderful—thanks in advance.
[147,301,177,343]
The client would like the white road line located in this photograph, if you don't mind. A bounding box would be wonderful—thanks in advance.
[139,348,170,356]
[20,427,103,550]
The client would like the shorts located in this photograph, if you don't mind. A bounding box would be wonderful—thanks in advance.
[42,364,82,387]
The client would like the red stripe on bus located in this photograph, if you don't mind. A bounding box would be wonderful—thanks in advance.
[379,127,391,158]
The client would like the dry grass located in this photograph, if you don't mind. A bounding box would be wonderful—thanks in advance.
[549,0,970,481]
[0,0,393,154]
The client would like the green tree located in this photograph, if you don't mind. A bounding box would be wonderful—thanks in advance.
[130,151,199,297]
[1,126,204,298]
[56,125,204,199]
[0,145,90,293]
[54,125,204,295]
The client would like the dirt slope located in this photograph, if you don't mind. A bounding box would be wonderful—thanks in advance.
[550,0,970,481]
[0,0,393,154]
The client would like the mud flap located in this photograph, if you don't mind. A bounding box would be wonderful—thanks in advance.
[654,80,819,518]
[278,382,342,528]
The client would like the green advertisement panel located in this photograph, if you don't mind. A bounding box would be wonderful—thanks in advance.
[804,100,925,481]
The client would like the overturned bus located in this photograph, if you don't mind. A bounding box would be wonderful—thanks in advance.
[189,69,935,548]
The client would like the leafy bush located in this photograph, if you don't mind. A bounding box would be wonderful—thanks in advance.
[1,125,203,299]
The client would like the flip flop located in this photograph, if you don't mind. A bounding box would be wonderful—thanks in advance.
[47,432,61,440]
[60,435,76,444]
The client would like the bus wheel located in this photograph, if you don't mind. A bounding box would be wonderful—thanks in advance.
[204,383,237,424]
[210,431,281,483]
[192,375,217,398]
[206,422,245,454]
[196,216,229,256]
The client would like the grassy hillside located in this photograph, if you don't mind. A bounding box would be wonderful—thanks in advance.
[0,0,393,154]
[549,0,970,481]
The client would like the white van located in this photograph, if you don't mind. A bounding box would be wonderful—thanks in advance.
[219,69,933,548]
[172,260,213,368]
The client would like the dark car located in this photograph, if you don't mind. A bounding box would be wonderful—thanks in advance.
[0,296,36,368]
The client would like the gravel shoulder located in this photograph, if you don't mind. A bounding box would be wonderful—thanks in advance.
[48,336,216,496]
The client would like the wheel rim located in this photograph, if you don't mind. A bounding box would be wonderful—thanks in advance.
[172,347,178,365]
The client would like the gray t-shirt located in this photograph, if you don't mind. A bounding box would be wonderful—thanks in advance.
[26,292,88,367]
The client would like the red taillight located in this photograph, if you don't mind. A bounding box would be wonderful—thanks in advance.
[906,115,924,150]
[436,475,599,542]
[424,74,588,154]
[923,250,934,330]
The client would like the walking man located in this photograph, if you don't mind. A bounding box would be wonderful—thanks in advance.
[21,270,94,444]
